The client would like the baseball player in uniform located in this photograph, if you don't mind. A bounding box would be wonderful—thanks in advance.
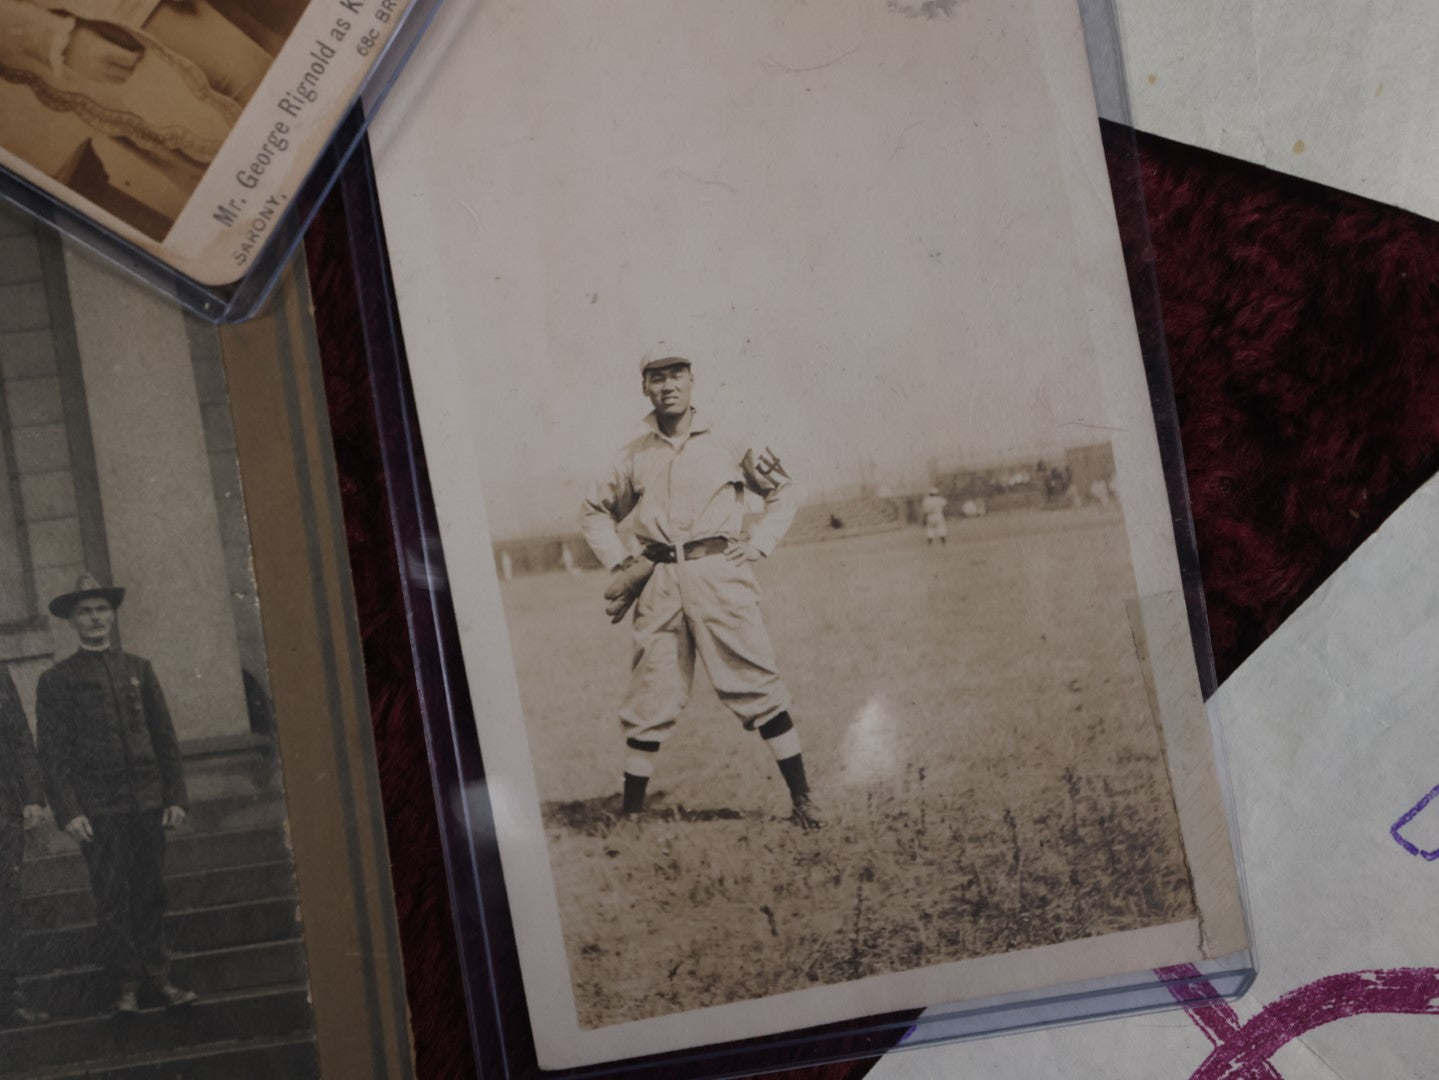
[921,487,948,545]
[580,351,821,828]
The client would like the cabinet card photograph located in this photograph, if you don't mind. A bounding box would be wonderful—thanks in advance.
[0,211,411,1078]
[0,0,419,285]
[375,0,1250,1068]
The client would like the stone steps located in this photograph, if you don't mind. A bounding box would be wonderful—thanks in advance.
[19,896,301,974]
[17,1032,318,1080]
[0,984,314,1076]
[25,860,296,931]
[21,794,288,860]
[18,933,308,1021]
[23,825,290,897]
[4,765,318,1078]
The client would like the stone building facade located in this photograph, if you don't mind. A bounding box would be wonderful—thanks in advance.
[0,210,265,747]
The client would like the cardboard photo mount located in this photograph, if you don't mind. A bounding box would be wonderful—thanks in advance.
[0,0,442,323]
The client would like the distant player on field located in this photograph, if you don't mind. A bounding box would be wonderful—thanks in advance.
[579,348,822,829]
[921,487,948,545]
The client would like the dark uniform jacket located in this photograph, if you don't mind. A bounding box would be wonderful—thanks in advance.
[0,668,43,821]
[36,649,187,827]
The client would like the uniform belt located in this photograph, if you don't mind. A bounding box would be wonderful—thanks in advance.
[643,536,730,563]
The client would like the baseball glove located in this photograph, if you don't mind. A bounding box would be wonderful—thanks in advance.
[603,555,656,623]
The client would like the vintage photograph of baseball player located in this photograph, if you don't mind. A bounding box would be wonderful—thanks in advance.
[582,349,820,831]
[0,208,321,1077]
[378,0,1249,1066]
[489,336,1199,1039]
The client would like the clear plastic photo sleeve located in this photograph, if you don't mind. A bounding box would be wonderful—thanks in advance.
[333,0,1256,1074]
[0,0,441,322]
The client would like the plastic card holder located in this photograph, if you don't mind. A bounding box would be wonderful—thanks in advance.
[0,0,441,322]
[335,0,1258,1073]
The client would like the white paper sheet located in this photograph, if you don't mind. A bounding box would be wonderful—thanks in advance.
[872,475,1439,1078]
[1100,0,1439,221]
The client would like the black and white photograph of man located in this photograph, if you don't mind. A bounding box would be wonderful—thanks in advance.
[0,664,48,1028]
[37,573,194,1015]
[0,208,320,1077]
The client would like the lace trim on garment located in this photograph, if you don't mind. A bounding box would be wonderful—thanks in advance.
[0,41,241,164]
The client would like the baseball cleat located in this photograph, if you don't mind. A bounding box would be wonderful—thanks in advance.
[789,795,824,831]
[604,810,647,845]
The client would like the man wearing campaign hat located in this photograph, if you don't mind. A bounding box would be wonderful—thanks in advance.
[36,572,196,1015]
[580,347,822,828]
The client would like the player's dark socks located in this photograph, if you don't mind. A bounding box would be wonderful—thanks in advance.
[776,753,809,802]
[757,712,794,740]
[759,714,806,797]
[622,737,659,814]
[622,772,649,815]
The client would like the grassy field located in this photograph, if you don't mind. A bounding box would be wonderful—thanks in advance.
[499,506,1196,1028]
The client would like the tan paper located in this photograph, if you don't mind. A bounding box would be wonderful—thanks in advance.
[374,0,1250,1068]
[0,0,419,284]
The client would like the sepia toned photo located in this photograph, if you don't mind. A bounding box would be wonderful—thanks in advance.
[0,0,424,285]
[375,0,1249,1068]
[0,0,307,239]
[503,362,1193,1033]
[0,209,412,1078]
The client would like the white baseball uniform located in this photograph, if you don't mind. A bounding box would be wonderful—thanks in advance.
[921,493,948,540]
[580,408,800,756]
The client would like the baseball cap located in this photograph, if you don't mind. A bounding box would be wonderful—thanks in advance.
[639,344,693,375]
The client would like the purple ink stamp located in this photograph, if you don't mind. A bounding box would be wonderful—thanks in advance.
[1391,784,1439,860]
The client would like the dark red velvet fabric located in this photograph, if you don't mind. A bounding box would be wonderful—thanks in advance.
[306,130,1439,1079]
[1136,133,1439,682]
